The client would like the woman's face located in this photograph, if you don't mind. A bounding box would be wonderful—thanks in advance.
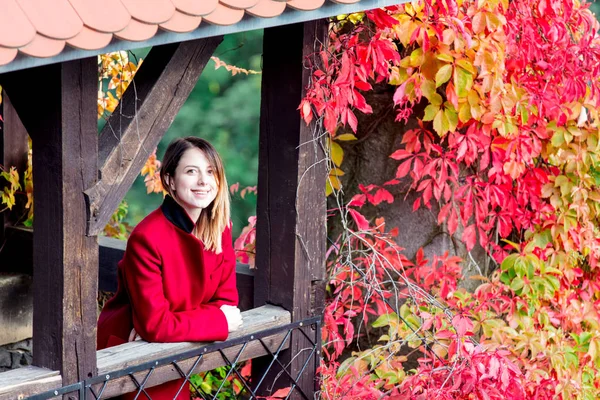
[169,147,218,222]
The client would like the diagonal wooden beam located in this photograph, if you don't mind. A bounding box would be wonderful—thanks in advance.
[85,36,222,236]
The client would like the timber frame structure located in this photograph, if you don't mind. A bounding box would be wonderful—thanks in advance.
[0,1,398,398]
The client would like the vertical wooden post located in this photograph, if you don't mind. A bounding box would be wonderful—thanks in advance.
[0,58,99,389]
[0,92,29,262]
[254,20,328,397]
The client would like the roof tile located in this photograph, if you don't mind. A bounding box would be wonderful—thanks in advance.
[67,26,113,50]
[219,0,261,10]
[0,0,388,71]
[202,3,245,26]
[114,19,158,42]
[171,0,219,16]
[19,34,66,58]
[67,0,131,33]
[159,10,202,33]
[119,0,175,24]
[246,0,287,18]
[287,0,326,11]
[16,0,83,40]
[0,0,36,48]
[0,47,18,66]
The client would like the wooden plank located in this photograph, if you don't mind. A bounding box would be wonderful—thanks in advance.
[95,305,290,398]
[0,91,29,259]
[254,20,328,398]
[97,305,288,371]
[85,36,223,236]
[0,58,100,387]
[0,366,61,400]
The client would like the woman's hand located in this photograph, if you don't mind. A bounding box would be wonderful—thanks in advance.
[220,305,243,333]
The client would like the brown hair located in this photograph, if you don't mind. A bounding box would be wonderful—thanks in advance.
[160,137,230,253]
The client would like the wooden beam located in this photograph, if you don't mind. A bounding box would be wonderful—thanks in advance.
[0,367,61,400]
[85,37,222,236]
[254,20,328,398]
[0,91,28,259]
[0,58,99,387]
[96,305,290,398]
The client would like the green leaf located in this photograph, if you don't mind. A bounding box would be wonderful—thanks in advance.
[433,109,449,136]
[423,104,439,121]
[510,277,524,292]
[550,129,564,147]
[445,105,458,132]
[435,64,453,88]
[372,313,399,328]
[455,67,473,97]
[421,80,436,101]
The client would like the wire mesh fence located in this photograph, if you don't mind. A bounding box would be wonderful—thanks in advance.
[28,316,321,400]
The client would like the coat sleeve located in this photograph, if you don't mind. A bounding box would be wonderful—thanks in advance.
[208,224,239,307]
[123,231,229,343]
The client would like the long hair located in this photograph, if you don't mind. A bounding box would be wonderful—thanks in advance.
[160,137,230,253]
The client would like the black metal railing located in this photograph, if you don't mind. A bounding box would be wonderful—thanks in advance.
[28,317,321,400]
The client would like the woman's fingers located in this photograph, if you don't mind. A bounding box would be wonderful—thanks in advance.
[220,305,243,332]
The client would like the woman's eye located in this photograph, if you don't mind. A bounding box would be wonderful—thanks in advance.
[186,169,196,174]
[207,170,214,175]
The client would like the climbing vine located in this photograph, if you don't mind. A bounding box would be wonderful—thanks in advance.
[301,0,600,398]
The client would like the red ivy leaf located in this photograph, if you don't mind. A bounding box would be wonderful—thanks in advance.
[462,224,477,251]
[373,188,394,205]
[348,208,370,231]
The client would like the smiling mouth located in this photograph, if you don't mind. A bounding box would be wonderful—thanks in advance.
[192,190,210,195]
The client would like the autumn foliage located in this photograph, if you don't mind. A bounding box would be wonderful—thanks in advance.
[301,0,600,398]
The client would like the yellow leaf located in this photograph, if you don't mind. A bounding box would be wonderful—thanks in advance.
[435,64,453,88]
[423,104,439,121]
[409,48,424,67]
[436,52,454,63]
[433,109,449,136]
[330,140,344,167]
[336,133,357,141]
[330,167,345,177]
[328,174,341,190]
[421,80,436,100]
[456,59,477,75]
[458,103,472,122]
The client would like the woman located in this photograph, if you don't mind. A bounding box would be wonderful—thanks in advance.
[97,137,243,399]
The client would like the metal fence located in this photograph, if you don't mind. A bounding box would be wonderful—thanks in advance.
[28,317,321,400]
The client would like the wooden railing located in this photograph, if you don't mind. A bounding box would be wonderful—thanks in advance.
[0,305,305,400]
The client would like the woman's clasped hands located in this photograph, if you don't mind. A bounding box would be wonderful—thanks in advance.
[220,304,243,332]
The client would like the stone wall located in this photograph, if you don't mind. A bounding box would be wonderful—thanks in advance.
[0,338,32,372]
[0,273,32,346]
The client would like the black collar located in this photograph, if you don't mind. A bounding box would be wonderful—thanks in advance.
[161,195,195,233]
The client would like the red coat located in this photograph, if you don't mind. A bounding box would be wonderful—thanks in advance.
[97,195,239,399]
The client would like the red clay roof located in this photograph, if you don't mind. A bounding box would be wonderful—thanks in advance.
[0,0,365,68]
